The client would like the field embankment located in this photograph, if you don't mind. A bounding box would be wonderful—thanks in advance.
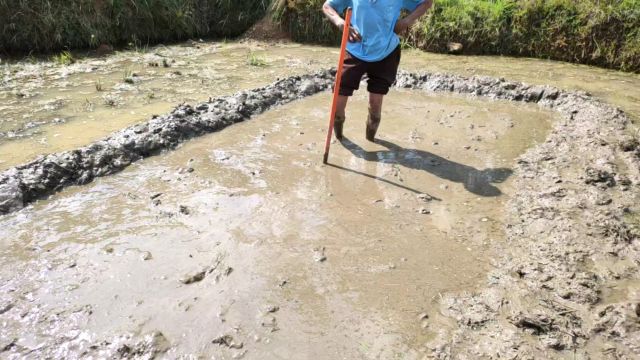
[2,0,637,72]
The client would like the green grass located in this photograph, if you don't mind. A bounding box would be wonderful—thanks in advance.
[272,0,640,72]
[51,51,75,65]
[271,0,340,44]
[0,0,270,54]
[144,91,157,103]
[123,69,134,84]
[247,51,268,66]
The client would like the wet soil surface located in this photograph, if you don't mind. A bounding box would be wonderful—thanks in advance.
[1,87,555,358]
[2,42,639,171]
[1,41,640,359]
[0,42,331,170]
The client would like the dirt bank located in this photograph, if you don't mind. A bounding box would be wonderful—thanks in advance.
[273,0,640,73]
[390,73,640,358]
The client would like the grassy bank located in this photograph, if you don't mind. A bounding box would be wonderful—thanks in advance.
[0,0,269,53]
[272,0,640,73]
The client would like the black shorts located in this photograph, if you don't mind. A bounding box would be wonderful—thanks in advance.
[339,46,401,97]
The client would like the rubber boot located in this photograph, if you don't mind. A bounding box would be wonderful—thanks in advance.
[334,114,346,140]
[366,110,381,142]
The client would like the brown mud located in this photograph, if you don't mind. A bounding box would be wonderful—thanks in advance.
[1,87,555,358]
[1,41,640,359]
[0,42,331,170]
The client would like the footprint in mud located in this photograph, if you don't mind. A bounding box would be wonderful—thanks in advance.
[340,138,513,197]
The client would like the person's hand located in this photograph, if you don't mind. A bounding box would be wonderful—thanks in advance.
[394,18,412,36]
[338,22,362,42]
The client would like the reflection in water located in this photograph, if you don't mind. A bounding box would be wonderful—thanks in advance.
[341,137,513,197]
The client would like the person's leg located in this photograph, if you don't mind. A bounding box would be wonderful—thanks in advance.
[333,95,349,140]
[335,52,365,140]
[365,46,401,141]
[367,93,384,141]
[336,95,349,118]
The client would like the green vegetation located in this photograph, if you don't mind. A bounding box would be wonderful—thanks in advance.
[247,51,268,66]
[144,91,157,103]
[123,69,134,84]
[51,51,75,65]
[0,0,269,53]
[272,0,640,72]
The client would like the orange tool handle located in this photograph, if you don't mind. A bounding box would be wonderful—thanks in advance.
[323,7,353,164]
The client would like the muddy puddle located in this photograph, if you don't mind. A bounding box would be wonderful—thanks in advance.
[0,89,554,358]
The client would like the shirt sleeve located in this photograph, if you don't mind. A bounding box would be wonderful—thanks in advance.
[402,0,424,12]
[326,0,352,13]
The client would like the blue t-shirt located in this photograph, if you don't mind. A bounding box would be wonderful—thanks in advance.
[326,0,424,62]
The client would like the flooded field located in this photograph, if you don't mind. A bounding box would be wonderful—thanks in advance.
[0,42,332,169]
[0,89,553,358]
[1,41,639,171]
[1,40,639,359]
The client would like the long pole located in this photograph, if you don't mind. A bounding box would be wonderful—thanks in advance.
[323,8,352,164]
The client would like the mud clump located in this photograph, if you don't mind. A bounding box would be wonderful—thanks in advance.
[99,331,171,359]
[584,167,617,187]
[179,270,207,285]
[212,335,244,349]
[0,177,22,214]
[619,136,639,153]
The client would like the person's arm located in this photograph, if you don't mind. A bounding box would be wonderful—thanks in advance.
[395,0,433,35]
[322,1,362,42]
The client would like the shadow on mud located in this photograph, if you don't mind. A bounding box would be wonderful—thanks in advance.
[325,162,441,199]
[340,137,513,197]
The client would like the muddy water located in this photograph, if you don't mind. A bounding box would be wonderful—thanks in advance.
[0,42,334,169]
[401,50,640,124]
[0,89,553,358]
[2,41,639,171]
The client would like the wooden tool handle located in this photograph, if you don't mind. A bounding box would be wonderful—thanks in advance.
[323,7,353,164]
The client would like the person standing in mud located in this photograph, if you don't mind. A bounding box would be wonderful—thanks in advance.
[322,0,432,141]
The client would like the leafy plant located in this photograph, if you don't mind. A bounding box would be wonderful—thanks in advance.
[144,92,156,103]
[123,69,134,84]
[52,51,74,65]
[247,51,268,66]
[84,98,95,112]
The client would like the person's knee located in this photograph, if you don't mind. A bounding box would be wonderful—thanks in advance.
[369,95,384,114]
[336,95,349,116]
[369,104,382,115]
